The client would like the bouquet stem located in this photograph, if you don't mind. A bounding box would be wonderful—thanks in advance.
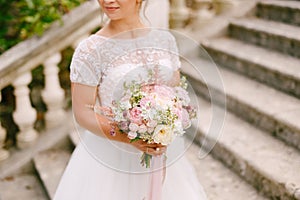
[141,152,152,168]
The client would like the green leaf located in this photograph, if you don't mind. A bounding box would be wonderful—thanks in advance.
[130,137,140,143]
[0,0,85,54]
[24,0,34,9]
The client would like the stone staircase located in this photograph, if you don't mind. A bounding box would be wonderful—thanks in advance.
[0,127,268,200]
[182,0,300,199]
[1,1,300,200]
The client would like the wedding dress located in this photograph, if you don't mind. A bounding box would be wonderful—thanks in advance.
[53,29,208,200]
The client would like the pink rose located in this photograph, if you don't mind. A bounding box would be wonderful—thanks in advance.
[120,121,129,131]
[140,96,155,109]
[153,85,175,99]
[141,84,155,93]
[129,107,143,125]
[172,107,182,120]
[128,131,137,139]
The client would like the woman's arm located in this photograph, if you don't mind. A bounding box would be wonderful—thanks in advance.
[71,82,166,156]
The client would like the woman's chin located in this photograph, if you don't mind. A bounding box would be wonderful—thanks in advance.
[103,10,122,20]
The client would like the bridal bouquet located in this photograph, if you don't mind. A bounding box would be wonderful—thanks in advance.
[110,77,197,168]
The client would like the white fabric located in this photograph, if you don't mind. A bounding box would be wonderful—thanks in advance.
[54,29,207,200]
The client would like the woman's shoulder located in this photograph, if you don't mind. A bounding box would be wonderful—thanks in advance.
[150,29,176,40]
[147,29,177,49]
[75,34,107,53]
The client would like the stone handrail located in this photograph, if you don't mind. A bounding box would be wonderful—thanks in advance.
[0,0,100,89]
[0,0,101,160]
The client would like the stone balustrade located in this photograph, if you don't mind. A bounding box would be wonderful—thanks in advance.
[0,94,9,161]
[170,0,241,29]
[0,0,101,160]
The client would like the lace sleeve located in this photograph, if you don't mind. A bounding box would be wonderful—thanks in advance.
[70,38,99,86]
[168,34,181,70]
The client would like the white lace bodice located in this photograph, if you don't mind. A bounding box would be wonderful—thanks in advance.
[70,29,181,107]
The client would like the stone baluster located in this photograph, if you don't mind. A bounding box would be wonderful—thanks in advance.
[189,0,216,29]
[212,0,239,15]
[12,72,38,149]
[170,0,190,28]
[42,53,66,128]
[0,93,9,161]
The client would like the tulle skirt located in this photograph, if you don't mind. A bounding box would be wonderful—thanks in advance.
[53,130,207,200]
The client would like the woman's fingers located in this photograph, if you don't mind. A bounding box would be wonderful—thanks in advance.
[144,143,165,148]
[95,105,114,117]
[144,146,167,156]
[130,139,167,155]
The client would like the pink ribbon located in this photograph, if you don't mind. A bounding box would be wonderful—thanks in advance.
[147,155,165,200]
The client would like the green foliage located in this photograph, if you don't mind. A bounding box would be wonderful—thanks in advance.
[0,0,85,54]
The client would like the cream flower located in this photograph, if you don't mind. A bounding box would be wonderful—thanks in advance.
[152,125,174,145]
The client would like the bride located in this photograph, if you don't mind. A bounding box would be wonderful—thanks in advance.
[53,0,207,199]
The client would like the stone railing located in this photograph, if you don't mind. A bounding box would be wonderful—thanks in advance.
[0,0,101,161]
[170,0,246,29]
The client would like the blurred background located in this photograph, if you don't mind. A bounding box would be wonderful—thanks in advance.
[0,0,300,199]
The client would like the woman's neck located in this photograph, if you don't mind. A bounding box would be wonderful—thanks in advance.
[108,17,145,33]
[97,15,146,38]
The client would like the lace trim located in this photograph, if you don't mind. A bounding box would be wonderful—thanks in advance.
[70,30,181,87]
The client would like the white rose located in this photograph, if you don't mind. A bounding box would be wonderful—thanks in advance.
[138,124,148,133]
[153,125,174,145]
[120,100,131,110]
[128,131,137,139]
[129,123,139,132]
[147,120,157,128]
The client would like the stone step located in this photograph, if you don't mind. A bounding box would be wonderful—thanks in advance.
[0,174,48,200]
[194,96,300,199]
[186,144,268,200]
[229,17,300,58]
[256,0,300,26]
[182,58,300,151]
[202,37,300,98]
[33,149,71,199]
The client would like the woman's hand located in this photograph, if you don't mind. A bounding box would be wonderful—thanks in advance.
[130,140,167,156]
